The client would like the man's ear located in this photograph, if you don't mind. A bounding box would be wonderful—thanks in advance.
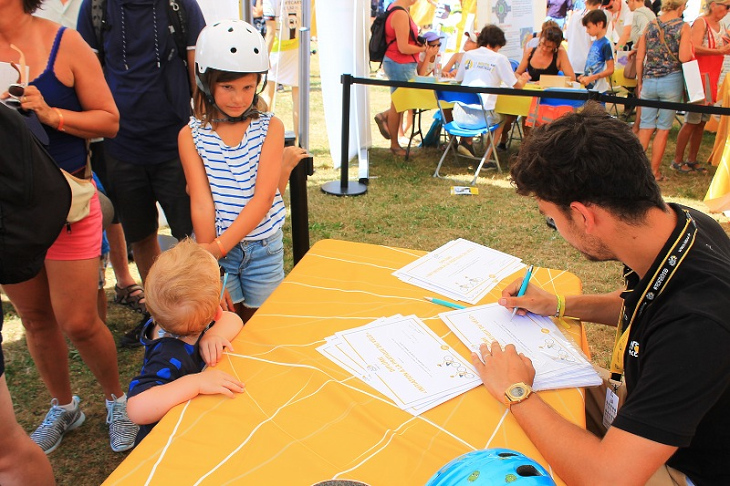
[569,201,598,233]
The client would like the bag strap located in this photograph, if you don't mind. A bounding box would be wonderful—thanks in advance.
[656,20,681,64]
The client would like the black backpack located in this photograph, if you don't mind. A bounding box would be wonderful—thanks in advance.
[369,6,408,64]
[0,105,71,285]
[91,0,189,66]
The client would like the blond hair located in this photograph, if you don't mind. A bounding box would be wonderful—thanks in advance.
[145,238,221,335]
[661,0,686,11]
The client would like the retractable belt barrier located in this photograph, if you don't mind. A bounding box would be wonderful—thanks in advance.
[328,74,730,197]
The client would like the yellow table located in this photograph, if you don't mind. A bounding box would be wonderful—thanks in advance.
[494,83,543,117]
[104,240,588,486]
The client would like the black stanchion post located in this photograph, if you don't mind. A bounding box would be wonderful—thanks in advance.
[285,132,313,265]
[321,74,367,196]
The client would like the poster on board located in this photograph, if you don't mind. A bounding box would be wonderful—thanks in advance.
[488,0,535,61]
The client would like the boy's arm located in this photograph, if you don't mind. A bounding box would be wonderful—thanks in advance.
[200,311,244,366]
[127,371,244,425]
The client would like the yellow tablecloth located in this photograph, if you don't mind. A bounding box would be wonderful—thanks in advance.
[104,239,588,486]
[494,84,543,117]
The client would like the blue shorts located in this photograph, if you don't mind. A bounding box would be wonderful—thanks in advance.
[640,72,684,131]
[382,58,417,93]
[218,229,284,308]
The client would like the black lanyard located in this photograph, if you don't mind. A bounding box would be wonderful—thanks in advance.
[609,209,697,381]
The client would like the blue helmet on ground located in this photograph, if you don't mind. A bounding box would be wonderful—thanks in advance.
[426,448,556,486]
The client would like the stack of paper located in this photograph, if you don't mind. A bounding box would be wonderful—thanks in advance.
[393,239,525,304]
[439,304,601,391]
[317,315,481,415]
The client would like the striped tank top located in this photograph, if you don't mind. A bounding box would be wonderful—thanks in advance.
[189,114,285,241]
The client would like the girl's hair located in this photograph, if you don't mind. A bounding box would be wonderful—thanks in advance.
[194,69,266,126]
[661,0,686,10]
[541,26,564,47]
[145,238,222,336]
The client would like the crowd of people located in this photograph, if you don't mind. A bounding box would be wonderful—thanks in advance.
[374,0,729,184]
[1,0,729,485]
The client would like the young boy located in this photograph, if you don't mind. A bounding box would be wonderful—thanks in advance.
[578,9,615,91]
[126,239,245,445]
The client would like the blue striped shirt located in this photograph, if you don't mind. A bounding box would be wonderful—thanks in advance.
[189,114,285,241]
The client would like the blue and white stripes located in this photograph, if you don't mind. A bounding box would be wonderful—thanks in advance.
[190,114,285,241]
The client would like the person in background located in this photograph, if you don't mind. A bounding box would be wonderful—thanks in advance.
[373,0,427,156]
[417,31,443,76]
[625,0,656,134]
[566,0,604,78]
[453,24,530,159]
[604,0,633,49]
[441,30,478,77]
[578,9,615,91]
[126,239,244,446]
[546,0,574,28]
[499,26,576,149]
[673,0,730,173]
[476,103,730,486]
[1,0,139,455]
[635,0,690,182]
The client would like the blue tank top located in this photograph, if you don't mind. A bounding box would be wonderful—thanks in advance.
[30,27,87,174]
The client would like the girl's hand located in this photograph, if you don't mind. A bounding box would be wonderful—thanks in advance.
[196,370,244,398]
[200,333,234,367]
[220,287,235,312]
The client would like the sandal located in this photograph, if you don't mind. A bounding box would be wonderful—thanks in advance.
[670,161,693,173]
[389,146,407,156]
[114,284,147,314]
[685,162,708,173]
[374,113,391,140]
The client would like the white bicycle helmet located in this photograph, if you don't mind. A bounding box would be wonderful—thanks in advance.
[195,19,269,120]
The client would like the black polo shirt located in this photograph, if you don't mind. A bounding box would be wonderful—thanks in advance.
[612,204,730,485]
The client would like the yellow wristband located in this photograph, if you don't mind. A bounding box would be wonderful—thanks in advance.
[555,294,566,319]
[214,238,227,258]
[53,107,64,132]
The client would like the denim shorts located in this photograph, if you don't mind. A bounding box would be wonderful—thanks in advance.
[382,58,417,93]
[218,229,284,308]
[640,72,684,130]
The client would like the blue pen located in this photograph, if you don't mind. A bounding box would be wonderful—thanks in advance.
[510,265,534,321]
[424,296,466,310]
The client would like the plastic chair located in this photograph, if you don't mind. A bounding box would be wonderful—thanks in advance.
[433,89,502,185]
[509,59,520,72]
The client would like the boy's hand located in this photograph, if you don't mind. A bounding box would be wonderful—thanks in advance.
[200,334,234,367]
[498,279,558,318]
[197,369,245,398]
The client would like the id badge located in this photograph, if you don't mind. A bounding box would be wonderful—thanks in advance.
[603,387,620,429]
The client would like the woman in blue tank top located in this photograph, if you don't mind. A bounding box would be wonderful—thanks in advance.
[1,0,139,457]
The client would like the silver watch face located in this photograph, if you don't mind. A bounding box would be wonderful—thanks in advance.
[511,386,526,399]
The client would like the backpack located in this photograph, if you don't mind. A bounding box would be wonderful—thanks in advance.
[0,105,71,285]
[369,6,409,64]
[91,0,189,66]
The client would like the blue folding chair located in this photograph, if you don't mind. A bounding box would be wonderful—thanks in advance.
[433,90,502,185]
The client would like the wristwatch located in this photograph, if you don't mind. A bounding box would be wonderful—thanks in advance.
[505,382,533,408]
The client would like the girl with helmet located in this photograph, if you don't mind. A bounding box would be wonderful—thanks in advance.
[179,19,287,322]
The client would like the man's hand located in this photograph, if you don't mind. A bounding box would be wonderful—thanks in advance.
[498,279,558,318]
[471,342,535,403]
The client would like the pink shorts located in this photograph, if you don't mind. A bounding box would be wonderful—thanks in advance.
[46,183,103,261]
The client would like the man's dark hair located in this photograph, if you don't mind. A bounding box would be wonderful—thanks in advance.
[477,25,507,49]
[24,0,42,13]
[510,103,665,223]
[583,9,608,28]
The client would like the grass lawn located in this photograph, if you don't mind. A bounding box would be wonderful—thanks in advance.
[1,51,728,485]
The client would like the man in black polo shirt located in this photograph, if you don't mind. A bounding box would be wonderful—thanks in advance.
[470,103,730,485]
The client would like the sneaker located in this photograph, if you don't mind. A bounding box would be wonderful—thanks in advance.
[119,315,148,348]
[106,394,139,452]
[457,140,476,157]
[30,396,85,454]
